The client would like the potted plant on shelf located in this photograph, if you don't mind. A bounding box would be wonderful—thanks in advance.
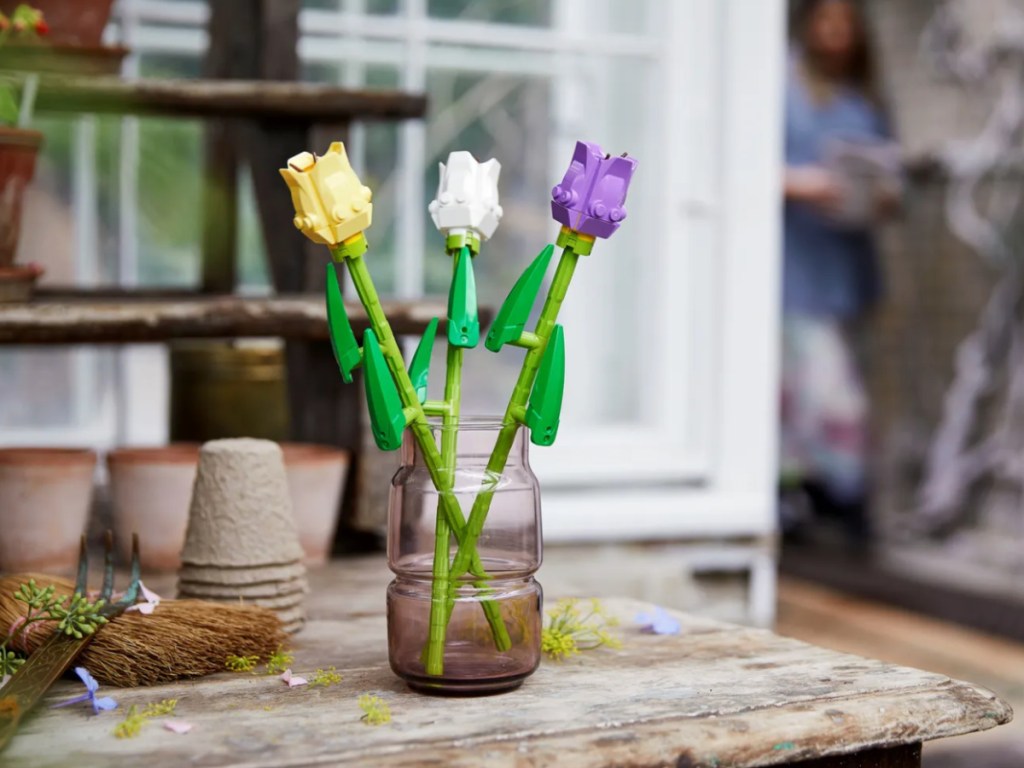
[0,4,46,303]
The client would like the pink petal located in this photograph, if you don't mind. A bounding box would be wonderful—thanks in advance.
[139,582,162,605]
[280,669,308,688]
[163,720,193,734]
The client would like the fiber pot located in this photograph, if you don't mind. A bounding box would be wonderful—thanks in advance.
[0,448,96,574]
[107,444,200,571]
[281,444,349,565]
[0,127,43,272]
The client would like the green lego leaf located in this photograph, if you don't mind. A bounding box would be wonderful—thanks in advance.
[447,247,479,348]
[408,316,439,404]
[325,262,362,383]
[362,329,406,451]
[485,244,554,352]
[526,324,565,447]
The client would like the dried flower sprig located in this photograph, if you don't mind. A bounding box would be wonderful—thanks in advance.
[113,699,180,739]
[541,598,622,661]
[309,667,343,688]
[225,654,260,673]
[358,694,390,725]
[265,646,294,676]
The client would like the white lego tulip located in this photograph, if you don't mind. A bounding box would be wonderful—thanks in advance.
[427,151,503,241]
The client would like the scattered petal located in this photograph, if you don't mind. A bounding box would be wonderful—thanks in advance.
[126,582,162,614]
[56,667,117,713]
[635,607,681,635]
[93,696,119,713]
[280,669,308,688]
[163,720,193,734]
[75,667,100,693]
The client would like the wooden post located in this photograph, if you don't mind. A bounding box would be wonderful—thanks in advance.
[202,0,369,552]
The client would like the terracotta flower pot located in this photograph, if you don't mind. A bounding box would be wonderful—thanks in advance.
[107,444,199,572]
[0,0,115,46]
[281,444,350,565]
[0,127,43,270]
[0,448,95,574]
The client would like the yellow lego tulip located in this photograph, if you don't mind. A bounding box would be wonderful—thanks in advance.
[279,142,373,246]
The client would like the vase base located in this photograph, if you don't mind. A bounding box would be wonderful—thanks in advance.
[403,674,528,696]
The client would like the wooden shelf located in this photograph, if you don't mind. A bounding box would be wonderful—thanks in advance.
[30,76,428,122]
[0,292,473,345]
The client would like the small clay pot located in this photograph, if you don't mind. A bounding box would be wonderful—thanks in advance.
[281,444,349,565]
[107,444,199,571]
[0,448,95,574]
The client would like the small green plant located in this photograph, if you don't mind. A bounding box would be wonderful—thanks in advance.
[141,699,177,718]
[113,699,180,738]
[1,580,108,677]
[113,706,146,740]
[541,598,622,662]
[309,667,343,688]
[358,694,390,725]
[0,5,47,126]
[264,646,294,676]
[225,654,260,673]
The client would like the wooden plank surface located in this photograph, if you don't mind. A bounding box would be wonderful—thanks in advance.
[0,295,467,344]
[1,560,1010,768]
[31,77,427,122]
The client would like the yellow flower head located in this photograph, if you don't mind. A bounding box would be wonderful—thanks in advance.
[279,142,373,246]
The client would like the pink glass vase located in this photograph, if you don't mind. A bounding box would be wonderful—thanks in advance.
[386,419,542,694]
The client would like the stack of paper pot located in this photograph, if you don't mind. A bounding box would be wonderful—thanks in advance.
[178,438,308,633]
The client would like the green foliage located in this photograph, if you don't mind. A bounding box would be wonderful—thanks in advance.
[358,694,391,725]
[309,667,343,688]
[113,706,145,739]
[114,699,179,738]
[541,598,622,662]
[2,580,108,678]
[0,646,24,678]
[140,699,177,718]
[52,594,108,639]
[225,654,260,673]
[264,647,294,676]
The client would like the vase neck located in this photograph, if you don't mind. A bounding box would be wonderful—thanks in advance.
[402,420,528,469]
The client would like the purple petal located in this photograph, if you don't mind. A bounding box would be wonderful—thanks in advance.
[138,582,162,605]
[92,696,118,713]
[164,720,193,734]
[74,667,99,693]
[51,693,91,709]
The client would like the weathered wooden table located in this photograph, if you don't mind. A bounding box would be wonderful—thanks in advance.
[3,559,1011,767]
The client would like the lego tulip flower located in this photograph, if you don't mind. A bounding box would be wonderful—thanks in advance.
[551,140,637,239]
[279,142,373,249]
[427,152,503,247]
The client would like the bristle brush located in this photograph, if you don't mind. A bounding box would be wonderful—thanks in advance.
[0,574,286,687]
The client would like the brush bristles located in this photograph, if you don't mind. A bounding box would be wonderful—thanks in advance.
[0,575,286,687]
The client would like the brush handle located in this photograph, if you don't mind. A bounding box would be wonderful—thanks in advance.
[0,633,93,753]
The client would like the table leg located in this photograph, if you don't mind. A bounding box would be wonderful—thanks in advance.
[781,743,922,767]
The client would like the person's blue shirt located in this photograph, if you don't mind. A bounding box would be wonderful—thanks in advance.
[783,52,891,318]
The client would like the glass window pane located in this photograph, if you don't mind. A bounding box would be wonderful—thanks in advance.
[428,0,551,27]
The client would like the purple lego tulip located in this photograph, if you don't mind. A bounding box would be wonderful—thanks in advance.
[551,141,638,238]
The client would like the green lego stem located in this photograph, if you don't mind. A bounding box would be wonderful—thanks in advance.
[333,244,511,653]
[424,253,466,676]
[447,244,580,587]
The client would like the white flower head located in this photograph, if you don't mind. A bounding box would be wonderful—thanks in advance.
[427,151,503,241]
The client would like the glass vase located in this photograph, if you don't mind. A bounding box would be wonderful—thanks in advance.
[386,418,542,694]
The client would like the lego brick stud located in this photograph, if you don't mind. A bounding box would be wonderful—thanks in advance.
[279,141,373,246]
[551,141,638,239]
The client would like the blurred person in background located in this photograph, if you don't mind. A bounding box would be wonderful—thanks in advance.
[779,0,900,549]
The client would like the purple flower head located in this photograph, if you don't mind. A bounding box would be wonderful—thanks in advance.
[551,140,638,239]
[635,607,681,636]
[53,667,118,714]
